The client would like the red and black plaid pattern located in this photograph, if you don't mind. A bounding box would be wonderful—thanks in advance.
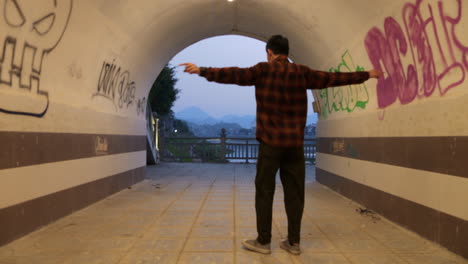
[199,56,369,147]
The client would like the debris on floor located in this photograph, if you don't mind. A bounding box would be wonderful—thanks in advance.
[356,207,381,222]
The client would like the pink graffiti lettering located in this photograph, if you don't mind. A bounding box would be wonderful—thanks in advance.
[365,0,467,109]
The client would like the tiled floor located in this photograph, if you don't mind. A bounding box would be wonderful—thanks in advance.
[0,163,466,264]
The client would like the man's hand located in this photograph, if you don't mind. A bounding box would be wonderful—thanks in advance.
[368,69,384,79]
[179,63,200,75]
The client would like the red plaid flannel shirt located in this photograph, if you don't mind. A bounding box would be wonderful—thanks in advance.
[199,56,369,147]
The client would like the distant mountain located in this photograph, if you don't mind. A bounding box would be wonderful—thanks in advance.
[188,122,247,137]
[176,107,254,128]
[175,106,317,129]
[175,106,217,125]
[219,115,255,128]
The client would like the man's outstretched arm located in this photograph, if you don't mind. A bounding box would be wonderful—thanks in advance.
[179,63,260,86]
[307,68,383,89]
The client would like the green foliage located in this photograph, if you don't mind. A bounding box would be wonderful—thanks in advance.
[148,65,179,116]
[193,143,223,162]
[172,119,194,136]
[165,138,224,163]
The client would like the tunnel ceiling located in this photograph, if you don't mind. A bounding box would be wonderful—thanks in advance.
[92,0,387,98]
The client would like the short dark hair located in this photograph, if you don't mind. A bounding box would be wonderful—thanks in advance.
[266,35,289,55]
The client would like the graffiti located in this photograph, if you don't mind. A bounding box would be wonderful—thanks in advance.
[365,0,468,110]
[94,136,108,155]
[331,138,360,158]
[136,97,146,116]
[93,60,136,111]
[332,138,345,154]
[318,50,369,119]
[0,0,73,117]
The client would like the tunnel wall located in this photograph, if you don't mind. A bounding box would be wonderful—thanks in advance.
[0,0,466,259]
[314,0,468,259]
[0,0,150,245]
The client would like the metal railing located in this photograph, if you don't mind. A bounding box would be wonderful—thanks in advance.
[161,135,316,163]
[146,104,159,164]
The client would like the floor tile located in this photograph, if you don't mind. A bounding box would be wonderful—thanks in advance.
[177,252,233,264]
[345,253,408,264]
[184,238,234,252]
[1,163,465,264]
[119,251,178,264]
[196,218,234,228]
[144,226,191,238]
[63,251,124,264]
[399,252,468,264]
[203,204,235,211]
[32,234,88,253]
[156,217,195,227]
[0,255,69,264]
[190,227,234,238]
[317,224,370,239]
[199,211,233,219]
[235,215,257,227]
[292,253,351,264]
[236,251,293,264]
[330,237,387,253]
[132,238,185,252]
[300,224,326,238]
[381,238,440,253]
[300,238,338,253]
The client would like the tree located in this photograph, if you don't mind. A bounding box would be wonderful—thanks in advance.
[148,65,179,116]
[173,119,194,136]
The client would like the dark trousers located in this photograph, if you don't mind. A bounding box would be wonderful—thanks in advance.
[255,141,305,245]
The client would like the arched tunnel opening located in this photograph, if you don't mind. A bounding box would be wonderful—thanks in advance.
[1,0,467,261]
[147,34,317,165]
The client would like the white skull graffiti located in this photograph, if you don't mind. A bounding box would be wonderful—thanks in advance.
[0,0,72,116]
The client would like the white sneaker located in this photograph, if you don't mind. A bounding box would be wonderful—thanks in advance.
[241,239,271,254]
[280,239,301,255]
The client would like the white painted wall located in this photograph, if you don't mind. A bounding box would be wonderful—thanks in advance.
[314,0,468,226]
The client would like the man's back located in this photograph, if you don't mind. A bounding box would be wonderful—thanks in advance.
[253,56,309,147]
[199,55,369,147]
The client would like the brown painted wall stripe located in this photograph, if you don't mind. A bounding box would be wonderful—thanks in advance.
[0,166,145,247]
[0,132,146,170]
[317,137,468,179]
[316,167,468,260]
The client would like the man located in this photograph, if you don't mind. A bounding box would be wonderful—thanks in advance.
[180,35,382,255]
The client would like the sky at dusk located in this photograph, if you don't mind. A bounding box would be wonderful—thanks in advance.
[169,35,317,119]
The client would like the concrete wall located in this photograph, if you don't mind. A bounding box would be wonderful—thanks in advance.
[313,0,468,259]
[0,0,466,258]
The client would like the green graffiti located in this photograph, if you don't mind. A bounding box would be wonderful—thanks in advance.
[318,50,369,119]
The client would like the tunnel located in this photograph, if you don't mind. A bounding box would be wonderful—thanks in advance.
[1,0,467,260]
